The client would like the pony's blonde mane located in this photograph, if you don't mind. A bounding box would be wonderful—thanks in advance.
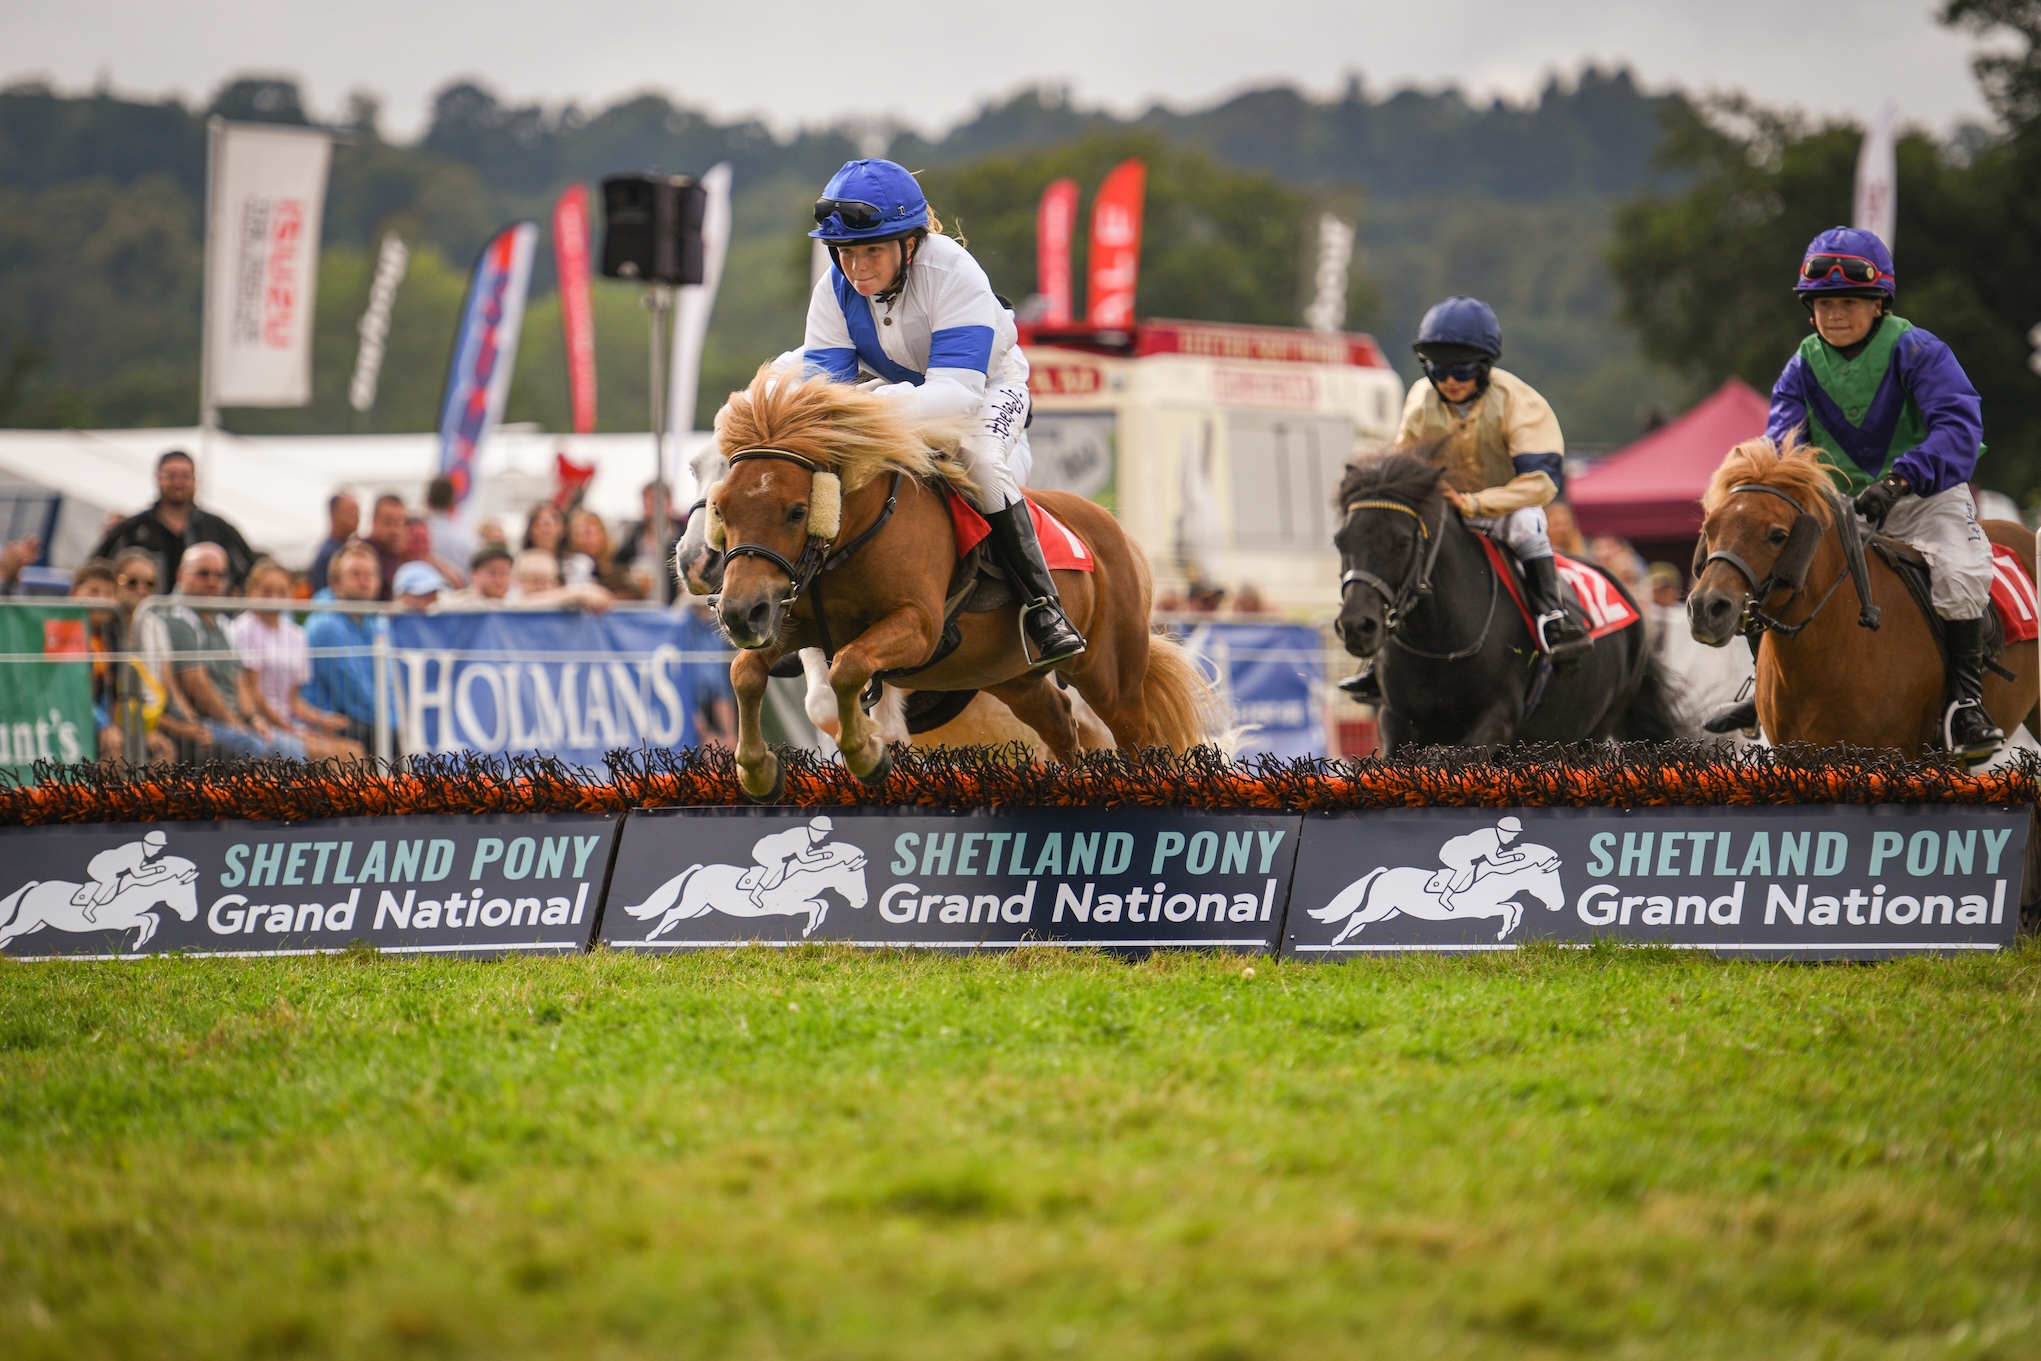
[1701,432,1846,525]
[713,365,976,497]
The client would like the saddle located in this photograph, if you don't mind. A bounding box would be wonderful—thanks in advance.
[1863,534,2013,683]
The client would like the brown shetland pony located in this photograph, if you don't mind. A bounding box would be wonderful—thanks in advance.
[702,368,1218,800]
[1688,436,2040,754]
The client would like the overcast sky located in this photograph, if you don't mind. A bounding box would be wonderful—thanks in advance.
[0,0,2002,142]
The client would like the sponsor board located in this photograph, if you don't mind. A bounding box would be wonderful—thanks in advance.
[601,808,1302,952]
[0,815,618,959]
[1285,806,2028,960]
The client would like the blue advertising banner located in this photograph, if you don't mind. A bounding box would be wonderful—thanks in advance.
[1175,621,1326,759]
[388,609,732,765]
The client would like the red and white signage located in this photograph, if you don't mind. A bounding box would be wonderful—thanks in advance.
[1086,160,1146,328]
[1037,179,1078,327]
[552,184,598,436]
[1030,360,1105,397]
[1989,543,2038,644]
[1137,319,1389,369]
[203,119,332,409]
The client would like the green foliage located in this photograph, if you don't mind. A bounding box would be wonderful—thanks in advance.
[922,133,1316,326]
[1610,88,2041,497]
[0,946,2037,1356]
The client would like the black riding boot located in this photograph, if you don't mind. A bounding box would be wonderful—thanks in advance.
[1523,555,1593,672]
[1943,616,2004,763]
[1702,633,1762,734]
[1337,665,1382,703]
[985,502,1087,666]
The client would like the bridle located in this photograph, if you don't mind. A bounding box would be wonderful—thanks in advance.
[714,445,904,655]
[1697,482,1879,637]
[1338,498,1446,632]
[1337,495,1498,661]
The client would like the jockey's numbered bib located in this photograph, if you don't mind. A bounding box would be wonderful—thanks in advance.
[1554,555,1642,638]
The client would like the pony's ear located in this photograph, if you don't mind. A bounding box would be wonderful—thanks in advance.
[704,487,726,550]
[809,471,843,539]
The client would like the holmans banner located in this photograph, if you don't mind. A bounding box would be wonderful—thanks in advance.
[600,808,1304,952]
[0,816,619,959]
[1284,805,2028,960]
[1,603,96,779]
[388,610,732,765]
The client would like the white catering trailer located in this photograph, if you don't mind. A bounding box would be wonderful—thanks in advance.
[1018,319,1408,614]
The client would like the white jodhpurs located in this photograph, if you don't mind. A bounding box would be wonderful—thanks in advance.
[954,378,1032,513]
[1872,484,1992,620]
[1466,505,1553,562]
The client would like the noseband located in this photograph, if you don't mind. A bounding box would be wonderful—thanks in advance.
[717,447,835,601]
[1699,482,1879,636]
[1338,498,1447,632]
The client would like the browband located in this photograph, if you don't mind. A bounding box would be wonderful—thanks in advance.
[1342,499,1431,537]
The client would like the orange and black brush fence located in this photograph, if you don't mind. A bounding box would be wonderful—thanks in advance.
[4,743,2036,827]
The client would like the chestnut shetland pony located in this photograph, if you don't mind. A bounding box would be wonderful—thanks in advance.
[699,369,1217,800]
[1687,435,2040,754]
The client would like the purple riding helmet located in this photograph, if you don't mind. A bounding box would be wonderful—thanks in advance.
[1793,226,1896,301]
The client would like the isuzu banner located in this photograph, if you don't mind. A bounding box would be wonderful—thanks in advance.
[0,816,618,960]
[388,609,732,765]
[601,808,1303,952]
[437,221,539,508]
[1037,178,1078,325]
[1086,159,1145,328]
[1284,806,2028,960]
[203,119,332,408]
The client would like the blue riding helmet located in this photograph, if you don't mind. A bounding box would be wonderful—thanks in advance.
[809,159,930,243]
[1413,296,1502,360]
[1794,226,1896,300]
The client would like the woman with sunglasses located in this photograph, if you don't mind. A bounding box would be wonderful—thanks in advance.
[1341,295,1588,703]
[1704,226,1999,760]
[798,158,1084,665]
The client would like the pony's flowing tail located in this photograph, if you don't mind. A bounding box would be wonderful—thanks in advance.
[622,865,704,920]
[1139,632,1229,753]
[1613,641,1688,742]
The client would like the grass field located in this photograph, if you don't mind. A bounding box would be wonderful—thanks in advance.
[1,944,2037,1359]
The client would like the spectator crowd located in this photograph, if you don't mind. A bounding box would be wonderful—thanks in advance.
[2,449,732,766]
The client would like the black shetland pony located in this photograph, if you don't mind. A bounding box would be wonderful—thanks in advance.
[1333,454,1683,754]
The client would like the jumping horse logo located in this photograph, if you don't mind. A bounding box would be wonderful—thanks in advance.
[1308,817,1565,945]
[0,833,202,953]
[623,822,871,939]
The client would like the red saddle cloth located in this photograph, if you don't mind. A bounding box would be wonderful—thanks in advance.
[1990,542,2039,644]
[1477,536,1641,641]
[944,487,1096,572]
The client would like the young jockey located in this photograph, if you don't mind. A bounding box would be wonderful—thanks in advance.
[1341,297,1588,701]
[800,158,1085,666]
[1703,227,2001,760]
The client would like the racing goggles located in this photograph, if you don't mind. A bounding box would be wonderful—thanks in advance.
[1800,253,1891,287]
[813,197,888,232]
[1423,358,1489,384]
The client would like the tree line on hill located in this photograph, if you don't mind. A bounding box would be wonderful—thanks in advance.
[2,4,2038,498]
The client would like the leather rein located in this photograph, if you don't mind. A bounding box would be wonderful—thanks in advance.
[1701,482,1880,639]
[717,446,904,658]
[1338,496,1498,661]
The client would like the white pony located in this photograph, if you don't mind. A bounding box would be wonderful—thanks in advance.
[621,840,870,940]
[1307,843,1566,945]
[0,856,201,952]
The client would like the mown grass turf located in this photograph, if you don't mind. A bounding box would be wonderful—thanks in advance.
[0,944,2036,1359]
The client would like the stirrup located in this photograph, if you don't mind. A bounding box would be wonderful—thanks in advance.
[1943,698,2004,764]
[1019,596,1087,668]
[1337,667,1381,703]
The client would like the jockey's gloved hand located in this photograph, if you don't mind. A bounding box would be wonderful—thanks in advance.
[1853,472,1911,529]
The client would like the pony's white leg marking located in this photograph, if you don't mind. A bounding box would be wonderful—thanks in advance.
[801,648,840,739]
[874,686,910,746]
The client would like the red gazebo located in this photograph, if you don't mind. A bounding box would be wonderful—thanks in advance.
[1568,378,1770,569]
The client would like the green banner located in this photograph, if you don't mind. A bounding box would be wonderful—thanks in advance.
[1,604,97,778]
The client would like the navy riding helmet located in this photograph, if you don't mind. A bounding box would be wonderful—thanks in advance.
[1413,296,1502,360]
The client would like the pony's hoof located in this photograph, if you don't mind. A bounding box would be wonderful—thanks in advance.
[853,743,894,788]
[739,759,787,804]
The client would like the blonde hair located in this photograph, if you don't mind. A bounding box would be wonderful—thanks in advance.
[714,366,976,498]
[1702,432,1846,525]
